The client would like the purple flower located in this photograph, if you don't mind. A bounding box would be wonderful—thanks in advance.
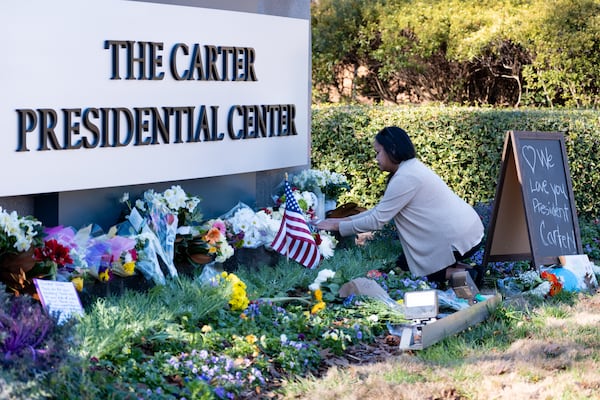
[343,293,356,306]
[214,387,226,398]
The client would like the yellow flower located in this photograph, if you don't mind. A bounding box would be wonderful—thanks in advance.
[224,272,249,311]
[122,261,135,275]
[229,292,249,311]
[71,277,84,292]
[313,289,323,302]
[201,325,213,333]
[245,334,258,344]
[311,301,326,314]
[98,269,110,282]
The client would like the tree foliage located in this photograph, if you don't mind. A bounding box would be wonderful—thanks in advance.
[311,0,600,108]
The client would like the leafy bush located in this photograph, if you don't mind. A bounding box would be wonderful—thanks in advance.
[312,0,600,107]
[312,105,600,218]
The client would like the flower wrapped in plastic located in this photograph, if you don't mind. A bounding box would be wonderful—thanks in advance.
[41,225,86,280]
[498,268,564,298]
[130,231,166,285]
[82,230,138,282]
[123,185,203,228]
[32,238,74,280]
[120,186,203,277]
[223,203,283,248]
[146,202,178,276]
[114,206,176,284]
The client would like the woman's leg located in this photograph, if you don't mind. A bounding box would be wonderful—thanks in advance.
[429,240,484,286]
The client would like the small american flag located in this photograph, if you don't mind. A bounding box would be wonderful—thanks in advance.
[271,180,321,269]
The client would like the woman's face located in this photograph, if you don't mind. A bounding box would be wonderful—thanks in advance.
[374,139,398,173]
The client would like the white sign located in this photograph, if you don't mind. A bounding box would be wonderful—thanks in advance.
[0,1,310,196]
[34,278,85,325]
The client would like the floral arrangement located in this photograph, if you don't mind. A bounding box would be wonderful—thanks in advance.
[32,239,73,280]
[540,270,563,296]
[38,225,141,288]
[177,218,235,264]
[0,207,43,257]
[121,186,204,278]
[498,269,563,298]
[291,169,350,200]
[224,203,283,248]
[274,187,318,219]
[121,185,203,228]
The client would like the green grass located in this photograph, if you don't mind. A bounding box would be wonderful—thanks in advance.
[2,227,600,399]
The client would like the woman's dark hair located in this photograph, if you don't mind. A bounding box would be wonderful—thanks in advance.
[375,126,416,163]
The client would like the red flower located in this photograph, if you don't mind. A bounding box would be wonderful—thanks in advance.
[34,239,73,267]
[541,271,563,296]
[367,269,383,279]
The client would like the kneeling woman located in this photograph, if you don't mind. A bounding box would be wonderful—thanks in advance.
[315,126,484,286]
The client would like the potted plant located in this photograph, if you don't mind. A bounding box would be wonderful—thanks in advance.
[0,207,44,294]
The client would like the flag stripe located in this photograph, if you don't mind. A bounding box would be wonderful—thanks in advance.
[270,180,321,269]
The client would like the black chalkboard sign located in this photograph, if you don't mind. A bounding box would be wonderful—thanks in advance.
[484,131,582,268]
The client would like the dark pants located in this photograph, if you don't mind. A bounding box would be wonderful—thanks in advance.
[395,240,483,285]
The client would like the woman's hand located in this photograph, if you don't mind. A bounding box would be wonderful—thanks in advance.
[314,218,346,232]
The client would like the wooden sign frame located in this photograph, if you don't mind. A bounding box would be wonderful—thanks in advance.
[483,131,582,268]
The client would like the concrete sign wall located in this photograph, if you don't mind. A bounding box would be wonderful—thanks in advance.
[0,0,310,196]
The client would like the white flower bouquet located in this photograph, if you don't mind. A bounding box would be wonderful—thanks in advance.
[291,169,350,200]
[223,203,283,249]
[0,207,43,257]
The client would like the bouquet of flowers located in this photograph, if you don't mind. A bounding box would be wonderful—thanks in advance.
[0,207,43,258]
[0,208,44,295]
[498,269,563,298]
[291,169,350,200]
[82,230,138,282]
[122,185,203,228]
[32,238,74,280]
[274,187,318,220]
[177,218,235,264]
[223,203,283,248]
[120,185,203,277]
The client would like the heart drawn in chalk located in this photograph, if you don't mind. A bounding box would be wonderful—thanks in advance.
[521,145,536,174]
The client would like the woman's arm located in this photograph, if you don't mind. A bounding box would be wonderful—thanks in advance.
[314,217,350,232]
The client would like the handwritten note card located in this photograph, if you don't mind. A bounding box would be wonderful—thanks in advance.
[34,278,84,324]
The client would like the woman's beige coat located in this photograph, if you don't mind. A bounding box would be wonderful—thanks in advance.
[339,158,484,277]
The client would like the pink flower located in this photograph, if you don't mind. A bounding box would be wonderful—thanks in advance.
[366,269,383,279]
[212,220,226,234]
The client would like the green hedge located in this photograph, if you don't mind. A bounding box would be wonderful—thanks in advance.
[311,105,600,218]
